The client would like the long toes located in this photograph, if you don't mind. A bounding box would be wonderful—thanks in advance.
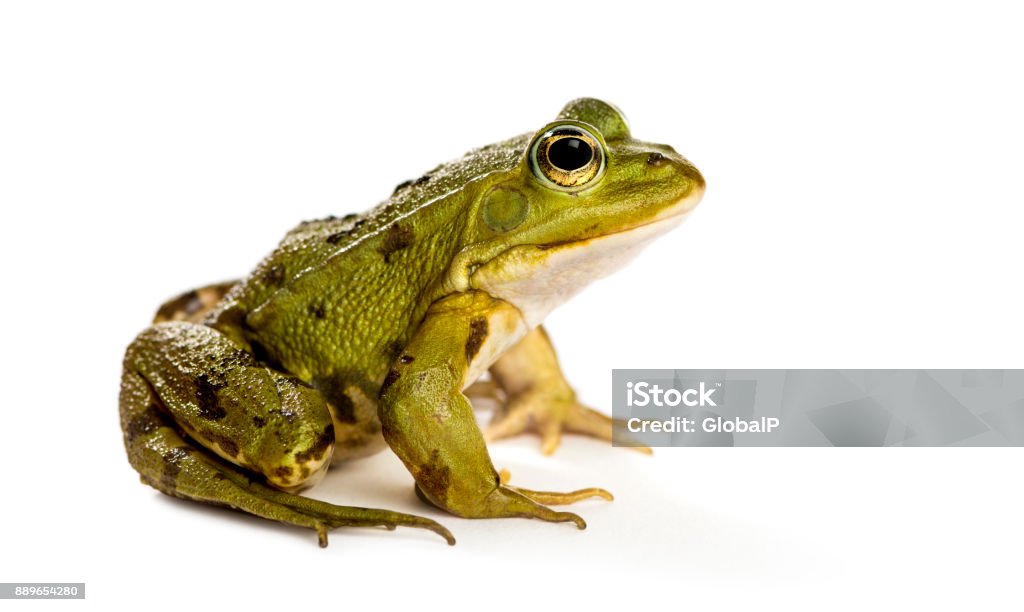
[554,511,587,529]
[406,518,456,546]
[564,406,654,454]
[241,479,456,545]
[609,416,655,455]
[540,419,563,455]
[490,486,591,528]
[315,515,456,548]
[485,397,651,455]
[564,405,614,440]
[511,485,615,505]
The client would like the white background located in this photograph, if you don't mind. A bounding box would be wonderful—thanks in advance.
[2,1,1022,610]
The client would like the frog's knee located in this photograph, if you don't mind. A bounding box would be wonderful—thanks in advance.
[125,322,338,492]
[253,405,337,491]
[261,430,335,491]
[183,402,336,492]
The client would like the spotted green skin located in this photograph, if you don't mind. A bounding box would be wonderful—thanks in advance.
[119,98,705,545]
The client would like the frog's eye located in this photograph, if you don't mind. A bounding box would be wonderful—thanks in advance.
[529,124,605,191]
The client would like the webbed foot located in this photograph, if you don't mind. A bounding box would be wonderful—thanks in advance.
[416,471,611,529]
[497,468,613,505]
[481,326,652,455]
[484,389,652,455]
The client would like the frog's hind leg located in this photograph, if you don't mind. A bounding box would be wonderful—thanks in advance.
[484,326,652,455]
[153,280,239,324]
[119,322,454,547]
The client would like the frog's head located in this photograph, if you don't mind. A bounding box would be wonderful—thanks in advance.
[450,98,705,327]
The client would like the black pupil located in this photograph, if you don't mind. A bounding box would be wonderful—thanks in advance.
[547,137,593,171]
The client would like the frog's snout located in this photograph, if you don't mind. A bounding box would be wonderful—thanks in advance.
[680,170,707,215]
[645,145,705,213]
[684,160,706,199]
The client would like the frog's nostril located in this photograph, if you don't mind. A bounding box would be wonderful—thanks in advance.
[646,152,666,166]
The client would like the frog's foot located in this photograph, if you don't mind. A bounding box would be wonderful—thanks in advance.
[416,478,610,529]
[497,469,614,505]
[126,408,456,547]
[484,389,652,456]
[484,326,652,455]
[144,439,456,547]
[166,451,456,547]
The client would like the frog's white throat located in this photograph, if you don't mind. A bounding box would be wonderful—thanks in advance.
[469,213,688,328]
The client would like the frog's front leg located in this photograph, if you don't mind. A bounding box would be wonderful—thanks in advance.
[379,292,610,526]
[479,326,652,455]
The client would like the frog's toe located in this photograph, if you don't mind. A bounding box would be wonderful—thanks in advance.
[499,470,614,505]
[483,391,566,452]
[484,392,651,456]
[134,428,456,547]
[511,485,614,505]
[568,408,654,456]
[484,486,592,528]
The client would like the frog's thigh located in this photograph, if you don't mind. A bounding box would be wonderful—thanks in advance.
[120,346,454,547]
[379,292,607,524]
[125,321,334,490]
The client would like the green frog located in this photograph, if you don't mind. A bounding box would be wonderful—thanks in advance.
[119,98,705,546]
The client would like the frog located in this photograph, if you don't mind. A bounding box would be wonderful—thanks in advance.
[119,98,706,547]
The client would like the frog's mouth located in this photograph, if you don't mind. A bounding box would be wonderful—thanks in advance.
[536,210,689,252]
[470,211,691,327]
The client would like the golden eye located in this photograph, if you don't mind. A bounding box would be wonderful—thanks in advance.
[529,124,605,190]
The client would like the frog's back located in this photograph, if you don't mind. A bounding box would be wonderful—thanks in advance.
[204,133,532,384]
